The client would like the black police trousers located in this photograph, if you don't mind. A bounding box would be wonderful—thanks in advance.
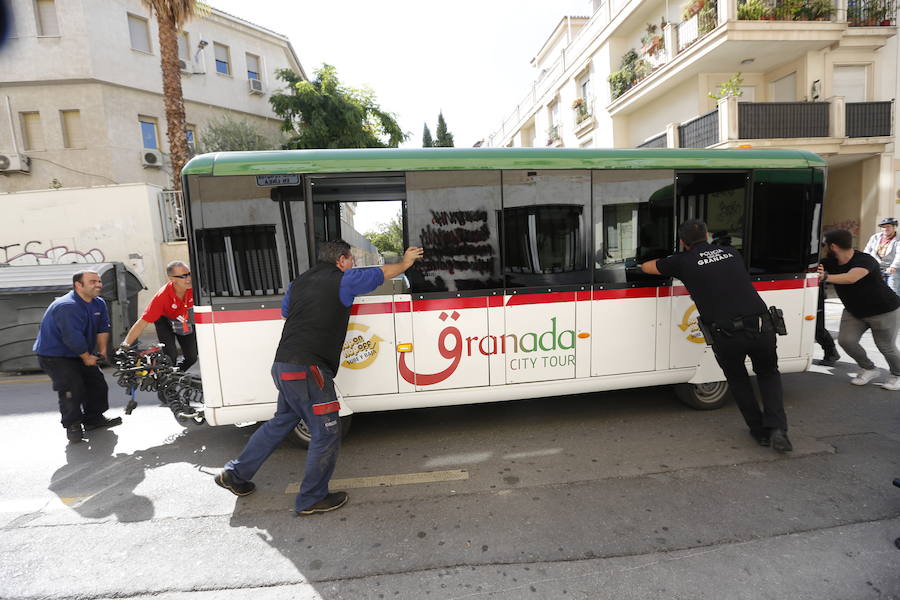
[37,356,109,428]
[154,318,198,371]
[709,321,787,434]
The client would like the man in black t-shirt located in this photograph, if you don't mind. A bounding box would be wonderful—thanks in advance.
[642,219,791,452]
[819,229,900,390]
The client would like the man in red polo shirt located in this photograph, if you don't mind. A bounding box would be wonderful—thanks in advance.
[120,261,196,371]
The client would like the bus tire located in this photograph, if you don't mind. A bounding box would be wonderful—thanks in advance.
[674,381,731,410]
[289,415,352,448]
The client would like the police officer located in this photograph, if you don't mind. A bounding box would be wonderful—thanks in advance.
[215,240,424,515]
[641,219,791,453]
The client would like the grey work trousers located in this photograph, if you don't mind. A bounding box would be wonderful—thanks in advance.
[838,306,900,376]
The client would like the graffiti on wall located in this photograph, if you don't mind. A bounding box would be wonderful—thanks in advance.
[0,241,106,266]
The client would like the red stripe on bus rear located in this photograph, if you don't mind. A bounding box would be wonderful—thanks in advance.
[806,277,820,287]
[753,280,804,291]
[506,292,576,306]
[412,297,488,311]
[195,308,281,324]
[394,301,411,313]
[350,302,394,315]
[488,296,504,307]
[593,288,658,300]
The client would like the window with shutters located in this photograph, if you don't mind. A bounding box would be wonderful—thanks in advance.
[60,110,84,149]
[20,112,43,151]
[196,225,283,297]
[127,13,151,53]
[246,53,260,80]
[35,0,59,36]
[832,65,869,103]
[177,31,189,62]
[214,42,231,75]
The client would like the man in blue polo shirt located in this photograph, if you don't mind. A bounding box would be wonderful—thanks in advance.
[216,240,423,515]
[34,270,121,443]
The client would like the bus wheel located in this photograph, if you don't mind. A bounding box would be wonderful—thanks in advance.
[674,381,731,410]
[289,416,353,448]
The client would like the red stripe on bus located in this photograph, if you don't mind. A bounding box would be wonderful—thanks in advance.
[196,308,282,324]
[672,286,691,297]
[576,290,592,301]
[412,297,488,311]
[350,302,393,315]
[806,277,820,287]
[506,292,576,306]
[754,280,804,291]
[488,296,504,308]
[394,301,411,313]
[593,288,658,300]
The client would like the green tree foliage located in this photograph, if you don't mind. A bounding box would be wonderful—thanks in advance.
[433,111,455,147]
[422,123,434,147]
[270,64,406,149]
[365,213,403,256]
[198,114,279,153]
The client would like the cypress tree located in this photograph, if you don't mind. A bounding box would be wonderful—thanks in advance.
[422,123,433,147]
[434,111,454,147]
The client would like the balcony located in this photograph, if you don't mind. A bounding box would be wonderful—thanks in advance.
[636,98,893,150]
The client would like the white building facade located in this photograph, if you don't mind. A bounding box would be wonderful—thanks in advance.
[488,0,898,243]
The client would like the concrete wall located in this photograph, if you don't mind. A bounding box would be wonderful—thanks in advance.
[823,162,863,243]
[0,183,170,311]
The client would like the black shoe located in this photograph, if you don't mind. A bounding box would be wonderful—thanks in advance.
[83,416,123,431]
[771,429,793,453]
[214,470,256,496]
[813,352,840,367]
[751,429,771,447]
[297,491,349,516]
[66,423,84,443]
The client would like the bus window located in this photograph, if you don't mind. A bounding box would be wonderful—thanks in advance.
[191,175,304,301]
[593,170,674,284]
[406,171,503,293]
[748,169,819,274]
[309,175,405,271]
[676,172,749,253]
[501,170,591,288]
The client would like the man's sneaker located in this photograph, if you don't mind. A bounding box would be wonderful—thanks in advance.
[297,491,349,516]
[851,368,880,386]
[66,423,84,443]
[882,376,900,391]
[771,429,793,453]
[214,470,256,497]
[813,352,840,367]
[83,416,123,431]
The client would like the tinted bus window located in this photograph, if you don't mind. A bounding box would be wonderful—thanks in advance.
[406,171,503,292]
[749,169,818,274]
[502,170,591,288]
[676,172,748,252]
[593,170,674,284]
[196,225,281,296]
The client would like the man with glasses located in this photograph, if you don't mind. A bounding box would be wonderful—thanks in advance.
[120,261,197,372]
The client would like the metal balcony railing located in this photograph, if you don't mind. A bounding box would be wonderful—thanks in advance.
[159,190,187,242]
[738,0,840,21]
[738,102,829,139]
[846,101,894,137]
[847,0,897,26]
[679,109,719,148]
[637,132,667,148]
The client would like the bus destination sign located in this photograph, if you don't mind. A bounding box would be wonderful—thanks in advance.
[256,174,300,187]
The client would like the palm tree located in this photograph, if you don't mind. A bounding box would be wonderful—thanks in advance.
[142,0,203,190]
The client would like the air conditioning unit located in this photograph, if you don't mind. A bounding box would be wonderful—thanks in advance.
[142,149,163,168]
[248,78,264,94]
[178,59,191,74]
[0,153,31,174]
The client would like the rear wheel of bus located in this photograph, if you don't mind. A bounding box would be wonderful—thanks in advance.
[674,381,731,410]
[290,416,353,448]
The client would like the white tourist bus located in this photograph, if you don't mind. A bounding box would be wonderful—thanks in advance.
[181,148,825,442]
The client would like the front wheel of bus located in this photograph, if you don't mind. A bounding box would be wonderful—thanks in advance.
[290,415,352,448]
[674,381,731,410]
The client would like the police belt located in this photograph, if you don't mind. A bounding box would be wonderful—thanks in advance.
[698,313,768,339]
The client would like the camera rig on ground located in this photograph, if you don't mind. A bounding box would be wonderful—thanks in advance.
[112,344,205,425]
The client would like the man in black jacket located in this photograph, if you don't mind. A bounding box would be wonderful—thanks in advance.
[642,219,791,453]
[216,240,423,515]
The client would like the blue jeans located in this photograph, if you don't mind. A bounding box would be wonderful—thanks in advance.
[224,362,342,511]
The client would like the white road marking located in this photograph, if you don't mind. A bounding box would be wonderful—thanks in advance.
[284,469,469,494]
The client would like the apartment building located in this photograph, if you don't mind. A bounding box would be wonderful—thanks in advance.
[488,0,898,241]
[0,0,305,191]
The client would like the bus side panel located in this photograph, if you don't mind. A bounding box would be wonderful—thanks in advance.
[336,295,398,397]
[655,288,672,371]
[575,292,591,379]
[215,318,281,407]
[669,284,707,368]
[504,293,577,384]
[393,295,416,394]
[194,307,223,410]
[757,282,805,358]
[487,296,506,386]
[591,292,657,376]
[799,276,819,359]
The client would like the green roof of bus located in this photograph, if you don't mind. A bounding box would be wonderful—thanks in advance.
[182,147,827,177]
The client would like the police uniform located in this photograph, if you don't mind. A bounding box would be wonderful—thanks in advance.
[656,242,787,439]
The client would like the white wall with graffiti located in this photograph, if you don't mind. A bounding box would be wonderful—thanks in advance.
[0,183,183,311]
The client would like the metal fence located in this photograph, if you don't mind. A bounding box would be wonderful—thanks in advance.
[637,132,667,148]
[738,102,829,139]
[847,0,896,25]
[679,109,719,148]
[846,101,893,137]
[159,190,187,242]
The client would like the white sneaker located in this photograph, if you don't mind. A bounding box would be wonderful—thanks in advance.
[882,376,900,391]
[851,368,880,386]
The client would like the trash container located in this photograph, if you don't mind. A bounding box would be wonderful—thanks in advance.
[0,262,145,372]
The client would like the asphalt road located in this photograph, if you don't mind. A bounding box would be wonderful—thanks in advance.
[2,303,899,600]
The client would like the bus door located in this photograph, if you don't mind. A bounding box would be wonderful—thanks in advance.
[190,174,306,408]
[501,170,591,384]
[591,170,674,376]
[403,171,503,391]
[670,171,750,368]
[308,174,405,398]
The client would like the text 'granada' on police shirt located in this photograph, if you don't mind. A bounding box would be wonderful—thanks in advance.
[821,250,900,319]
[655,242,767,324]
